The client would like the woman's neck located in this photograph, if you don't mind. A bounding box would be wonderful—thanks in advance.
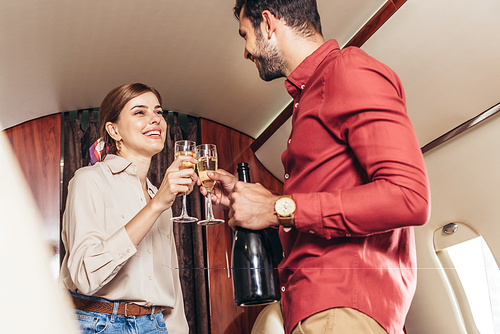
[116,151,151,187]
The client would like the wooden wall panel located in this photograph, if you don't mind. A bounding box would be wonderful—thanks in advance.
[200,118,283,334]
[3,114,61,258]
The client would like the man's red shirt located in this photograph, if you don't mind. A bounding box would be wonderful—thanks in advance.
[279,40,430,334]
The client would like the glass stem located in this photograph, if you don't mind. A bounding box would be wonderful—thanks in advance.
[180,194,188,217]
[206,191,215,220]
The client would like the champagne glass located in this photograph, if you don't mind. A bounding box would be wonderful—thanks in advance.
[196,144,224,225]
[171,140,198,223]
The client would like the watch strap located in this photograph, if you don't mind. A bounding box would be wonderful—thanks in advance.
[278,214,294,227]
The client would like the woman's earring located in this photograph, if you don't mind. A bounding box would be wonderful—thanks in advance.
[116,139,123,153]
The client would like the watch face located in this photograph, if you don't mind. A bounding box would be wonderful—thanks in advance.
[276,197,296,216]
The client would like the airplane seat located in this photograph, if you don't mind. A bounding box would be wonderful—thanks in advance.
[250,301,285,334]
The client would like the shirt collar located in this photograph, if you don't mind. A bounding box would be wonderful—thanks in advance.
[102,154,157,195]
[102,154,134,174]
[285,39,340,98]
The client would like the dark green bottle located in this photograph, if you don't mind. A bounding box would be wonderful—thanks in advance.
[231,162,280,306]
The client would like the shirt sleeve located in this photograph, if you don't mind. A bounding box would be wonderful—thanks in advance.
[62,168,137,295]
[294,51,430,238]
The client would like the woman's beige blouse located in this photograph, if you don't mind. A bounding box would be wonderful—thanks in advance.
[60,154,188,334]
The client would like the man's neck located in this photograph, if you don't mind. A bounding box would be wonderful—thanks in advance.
[281,33,325,77]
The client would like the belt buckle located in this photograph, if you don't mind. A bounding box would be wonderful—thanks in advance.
[124,303,129,317]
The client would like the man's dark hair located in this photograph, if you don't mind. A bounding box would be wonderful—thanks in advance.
[234,0,322,37]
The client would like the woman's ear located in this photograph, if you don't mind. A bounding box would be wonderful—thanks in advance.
[261,10,277,40]
[105,122,121,141]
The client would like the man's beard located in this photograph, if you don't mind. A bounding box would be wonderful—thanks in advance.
[253,30,286,81]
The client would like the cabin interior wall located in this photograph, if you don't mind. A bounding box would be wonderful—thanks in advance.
[406,113,500,334]
[3,113,61,275]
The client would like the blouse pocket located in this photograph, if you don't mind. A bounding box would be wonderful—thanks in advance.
[157,226,172,267]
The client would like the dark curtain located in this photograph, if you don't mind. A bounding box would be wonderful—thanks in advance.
[61,110,209,334]
[61,110,100,222]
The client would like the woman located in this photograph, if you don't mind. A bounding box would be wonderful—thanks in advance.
[60,83,195,334]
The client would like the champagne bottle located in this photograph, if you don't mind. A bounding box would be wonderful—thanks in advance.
[231,162,280,306]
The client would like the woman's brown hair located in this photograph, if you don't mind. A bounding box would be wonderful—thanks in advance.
[98,83,163,155]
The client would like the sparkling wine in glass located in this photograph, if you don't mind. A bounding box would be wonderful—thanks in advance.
[171,140,198,223]
[196,144,224,225]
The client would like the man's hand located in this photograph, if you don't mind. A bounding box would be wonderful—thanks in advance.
[199,169,238,207]
[228,181,280,230]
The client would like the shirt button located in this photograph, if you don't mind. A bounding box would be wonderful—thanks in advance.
[149,275,152,280]
[294,103,298,108]
[126,248,131,253]
[281,286,286,292]
[148,249,152,254]
[309,230,315,234]
[346,233,351,237]
[284,174,289,179]
[300,84,305,89]
[121,214,125,219]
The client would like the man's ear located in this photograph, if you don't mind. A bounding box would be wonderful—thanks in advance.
[261,10,278,40]
[105,122,121,141]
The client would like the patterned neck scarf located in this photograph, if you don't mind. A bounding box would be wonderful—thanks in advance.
[89,138,110,165]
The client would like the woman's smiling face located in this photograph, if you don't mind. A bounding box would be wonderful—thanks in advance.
[107,91,167,160]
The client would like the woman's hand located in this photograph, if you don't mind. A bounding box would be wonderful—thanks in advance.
[153,155,198,211]
[125,155,197,246]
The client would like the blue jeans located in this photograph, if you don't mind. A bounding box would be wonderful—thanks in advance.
[70,292,168,334]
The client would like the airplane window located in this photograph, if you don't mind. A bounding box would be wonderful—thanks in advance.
[446,237,499,334]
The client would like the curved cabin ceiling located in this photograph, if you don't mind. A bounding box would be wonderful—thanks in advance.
[1,0,499,181]
[0,0,385,135]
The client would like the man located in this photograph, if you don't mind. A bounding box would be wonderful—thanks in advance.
[204,1,430,333]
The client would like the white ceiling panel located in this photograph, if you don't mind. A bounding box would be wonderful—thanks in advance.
[0,0,386,137]
[361,0,500,146]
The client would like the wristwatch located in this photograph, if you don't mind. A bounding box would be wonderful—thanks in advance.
[274,195,296,227]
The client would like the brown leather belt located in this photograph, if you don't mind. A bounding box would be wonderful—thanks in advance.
[72,296,162,316]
